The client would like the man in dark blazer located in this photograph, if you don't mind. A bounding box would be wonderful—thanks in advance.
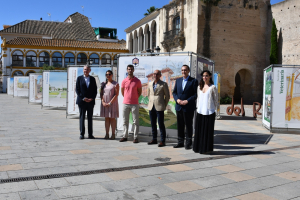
[76,65,98,139]
[172,65,198,149]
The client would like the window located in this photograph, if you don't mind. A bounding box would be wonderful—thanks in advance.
[52,52,62,67]
[89,54,99,65]
[26,51,37,67]
[113,55,118,66]
[77,53,87,65]
[174,17,180,35]
[64,53,75,67]
[13,71,24,76]
[39,52,50,67]
[101,54,111,65]
[12,51,23,66]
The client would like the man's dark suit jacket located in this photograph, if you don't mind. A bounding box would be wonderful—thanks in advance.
[76,75,98,106]
[172,76,198,112]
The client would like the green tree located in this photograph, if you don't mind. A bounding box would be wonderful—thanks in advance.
[144,6,157,16]
[39,64,55,73]
[270,19,278,64]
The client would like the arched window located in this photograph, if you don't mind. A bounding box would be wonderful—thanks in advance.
[173,16,180,35]
[26,51,37,67]
[64,53,75,67]
[12,50,23,66]
[101,54,111,65]
[52,52,62,67]
[113,55,118,66]
[77,53,87,65]
[26,71,36,76]
[89,54,99,65]
[13,71,24,76]
[39,52,50,67]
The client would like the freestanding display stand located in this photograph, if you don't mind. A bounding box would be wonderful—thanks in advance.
[66,65,113,118]
[262,65,300,133]
[116,52,215,138]
[28,73,43,104]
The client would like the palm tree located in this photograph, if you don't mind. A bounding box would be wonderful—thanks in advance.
[144,6,157,16]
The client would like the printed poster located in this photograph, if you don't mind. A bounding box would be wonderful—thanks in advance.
[29,73,43,103]
[13,76,29,97]
[262,67,272,128]
[67,67,111,116]
[7,78,14,95]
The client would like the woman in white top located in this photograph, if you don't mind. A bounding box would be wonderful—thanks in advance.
[193,70,218,154]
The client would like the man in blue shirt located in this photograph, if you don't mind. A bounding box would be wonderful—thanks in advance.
[172,65,198,149]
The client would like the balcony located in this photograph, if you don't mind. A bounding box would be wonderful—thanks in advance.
[161,29,185,52]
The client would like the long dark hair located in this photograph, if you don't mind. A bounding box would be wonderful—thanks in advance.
[199,70,213,90]
[101,70,113,90]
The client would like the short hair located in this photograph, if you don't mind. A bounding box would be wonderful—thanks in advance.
[83,65,91,69]
[182,65,190,71]
[154,70,161,75]
[127,64,134,70]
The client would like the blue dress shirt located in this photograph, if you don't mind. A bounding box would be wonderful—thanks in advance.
[182,76,189,91]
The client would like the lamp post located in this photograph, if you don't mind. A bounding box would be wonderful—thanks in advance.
[146,46,161,56]
[87,59,93,66]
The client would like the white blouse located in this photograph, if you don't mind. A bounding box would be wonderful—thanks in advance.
[197,85,218,115]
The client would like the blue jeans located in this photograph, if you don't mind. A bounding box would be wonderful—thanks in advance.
[149,105,166,142]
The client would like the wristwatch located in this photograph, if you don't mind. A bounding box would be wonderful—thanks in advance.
[108,102,111,105]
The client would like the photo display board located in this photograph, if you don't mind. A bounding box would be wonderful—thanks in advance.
[29,73,43,103]
[263,66,300,130]
[117,54,214,136]
[67,67,111,116]
[214,72,221,117]
[42,71,67,107]
[13,76,29,97]
[7,77,14,95]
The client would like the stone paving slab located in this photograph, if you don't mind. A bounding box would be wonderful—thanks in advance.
[1,94,300,199]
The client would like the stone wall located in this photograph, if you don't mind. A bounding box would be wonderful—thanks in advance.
[197,0,270,103]
[270,0,300,65]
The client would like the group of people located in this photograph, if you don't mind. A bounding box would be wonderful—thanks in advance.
[76,64,218,154]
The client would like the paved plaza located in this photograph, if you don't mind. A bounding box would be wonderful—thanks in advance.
[0,94,300,199]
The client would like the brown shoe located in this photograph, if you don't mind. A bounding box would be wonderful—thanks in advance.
[133,138,139,143]
[158,142,166,147]
[148,140,158,145]
[119,138,127,142]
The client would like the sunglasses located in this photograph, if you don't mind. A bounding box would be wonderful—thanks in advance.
[106,74,112,76]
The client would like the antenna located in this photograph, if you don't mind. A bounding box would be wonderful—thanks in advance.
[81,6,84,15]
[47,13,51,21]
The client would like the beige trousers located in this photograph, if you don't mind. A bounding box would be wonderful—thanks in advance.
[122,104,139,139]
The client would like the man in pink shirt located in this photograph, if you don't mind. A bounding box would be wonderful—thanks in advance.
[120,64,142,143]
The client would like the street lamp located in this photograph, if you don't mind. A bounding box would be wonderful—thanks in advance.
[146,46,161,56]
[87,59,93,66]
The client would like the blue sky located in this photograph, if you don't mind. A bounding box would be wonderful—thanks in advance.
[0,0,282,42]
[17,77,29,84]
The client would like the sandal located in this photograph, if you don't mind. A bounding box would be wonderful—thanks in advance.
[104,134,109,139]
[110,134,115,140]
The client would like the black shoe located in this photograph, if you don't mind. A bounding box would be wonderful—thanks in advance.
[185,144,192,150]
[79,135,84,140]
[148,140,158,145]
[88,135,95,139]
[173,143,184,148]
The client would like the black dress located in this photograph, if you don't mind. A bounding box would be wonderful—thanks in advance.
[193,112,215,154]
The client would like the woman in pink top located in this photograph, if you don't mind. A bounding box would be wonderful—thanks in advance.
[100,70,119,140]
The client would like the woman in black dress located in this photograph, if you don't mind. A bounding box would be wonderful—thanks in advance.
[193,70,218,154]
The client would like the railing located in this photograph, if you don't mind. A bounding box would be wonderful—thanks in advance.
[164,29,181,39]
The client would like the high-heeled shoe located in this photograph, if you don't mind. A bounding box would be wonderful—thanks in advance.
[110,134,115,140]
[104,134,109,139]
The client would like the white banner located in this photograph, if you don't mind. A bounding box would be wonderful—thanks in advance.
[117,55,192,136]
[42,72,67,107]
[13,76,29,97]
[7,78,14,95]
[272,67,300,129]
[29,73,43,103]
[67,67,111,116]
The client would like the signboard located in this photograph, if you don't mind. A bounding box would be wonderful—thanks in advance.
[262,67,272,128]
[7,78,14,95]
[67,67,111,116]
[214,72,221,117]
[29,73,43,103]
[42,72,67,107]
[13,76,29,97]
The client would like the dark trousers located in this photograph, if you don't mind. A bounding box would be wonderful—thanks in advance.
[149,105,166,142]
[176,110,194,145]
[78,102,94,136]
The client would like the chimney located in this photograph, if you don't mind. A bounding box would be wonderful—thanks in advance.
[3,25,11,29]
[40,18,42,20]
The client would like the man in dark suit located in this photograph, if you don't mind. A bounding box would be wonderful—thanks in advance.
[172,65,198,149]
[76,65,98,140]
